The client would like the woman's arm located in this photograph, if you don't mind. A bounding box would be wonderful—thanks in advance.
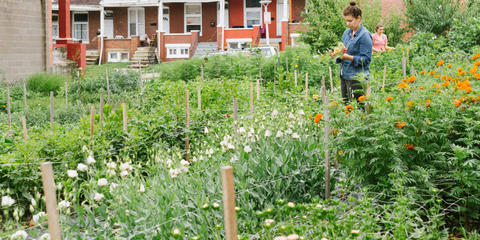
[384,34,395,50]
[341,33,372,67]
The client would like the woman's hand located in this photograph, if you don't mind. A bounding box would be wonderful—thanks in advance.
[339,54,354,61]
[329,50,336,58]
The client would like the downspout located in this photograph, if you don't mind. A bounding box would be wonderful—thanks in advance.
[45,0,52,72]
[158,0,163,62]
[98,3,105,65]
[221,0,225,50]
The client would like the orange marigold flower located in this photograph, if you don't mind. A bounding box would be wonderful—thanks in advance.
[406,75,416,83]
[406,144,414,150]
[344,105,353,114]
[430,71,436,75]
[358,95,366,102]
[474,61,480,67]
[447,64,452,68]
[385,96,393,102]
[475,73,480,80]
[314,113,322,123]
[395,121,406,129]
[419,70,426,75]
[458,68,464,73]
[338,150,343,155]
[441,75,447,80]
[406,100,414,110]
[434,75,440,78]
[331,101,338,105]
[398,82,408,89]
[470,66,478,75]
[308,114,313,119]
[333,129,340,135]
[473,53,480,61]
[419,87,425,90]
[437,60,444,67]
[441,81,450,87]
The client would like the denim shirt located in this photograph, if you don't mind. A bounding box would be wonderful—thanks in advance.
[336,25,373,81]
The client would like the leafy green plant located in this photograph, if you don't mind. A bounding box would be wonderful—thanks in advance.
[403,0,461,35]
[26,73,67,95]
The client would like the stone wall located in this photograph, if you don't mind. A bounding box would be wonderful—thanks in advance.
[0,0,48,85]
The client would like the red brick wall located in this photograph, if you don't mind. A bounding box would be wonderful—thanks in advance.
[145,7,158,40]
[201,2,217,42]
[106,7,128,38]
[167,3,184,33]
[229,0,244,28]
[87,11,99,49]
[293,0,305,22]
[99,36,139,63]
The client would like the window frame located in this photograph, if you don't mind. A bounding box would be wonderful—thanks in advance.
[72,12,89,43]
[107,51,130,62]
[244,0,261,27]
[52,13,59,42]
[166,44,190,58]
[128,7,145,39]
[184,3,202,36]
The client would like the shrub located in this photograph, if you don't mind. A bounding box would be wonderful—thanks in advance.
[26,73,67,95]
[403,0,461,36]
[448,17,480,53]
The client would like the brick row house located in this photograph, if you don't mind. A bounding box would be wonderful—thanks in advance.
[52,0,307,64]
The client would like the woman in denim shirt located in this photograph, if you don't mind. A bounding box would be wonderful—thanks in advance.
[331,1,373,103]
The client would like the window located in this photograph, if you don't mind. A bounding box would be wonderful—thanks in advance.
[73,13,89,43]
[166,44,190,58]
[108,51,129,62]
[245,0,261,27]
[52,14,59,42]
[128,8,145,38]
[185,3,201,34]
[226,38,252,50]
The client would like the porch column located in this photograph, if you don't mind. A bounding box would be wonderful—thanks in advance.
[220,0,225,50]
[57,0,72,43]
[99,6,105,65]
[157,0,164,62]
[280,0,289,51]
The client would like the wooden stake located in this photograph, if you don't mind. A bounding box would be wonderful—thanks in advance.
[197,86,201,109]
[99,93,104,127]
[304,72,309,98]
[329,67,334,91]
[50,91,54,123]
[256,78,260,100]
[401,57,407,79]
[22,116,28,141]
[106,69,111,104]
[6,87,11,129]
[410,65,415,76]
[201,64,204,83]
[41,162,62,240]
[294,70,297,87]
[321,77,331,199]
[64,81,68,105]
[286,57,289,72]
[382,64,387,91]
[122,103,127,132]
[90,106,95,137]
[185,90,190,161]
[221,166,238,240]
[249,82,253,116]
[23,82,27,108]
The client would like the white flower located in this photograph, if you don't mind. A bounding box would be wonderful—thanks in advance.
[107,169,116,176]
[206,148,214,156]
[67,170,78,178]
[276,130,283,138]
[292,133,300,139]
[273,236,287,240]
[265,129,272,137]
[244,146,252,153]
[81,145,89,153]
[86,155,96,165]
[93,192,104,201]
[119,162,133,171]
[10,230,28,240]
[238,127,246,134]
[287,202,295,208]
[139,184,145,193]
[169,168,180,178]
[120,170,129,178]
[106,162,116,169]
[180,160,190,167]
[39,233,50,240]
[109,183,119,193]
[265,219,275,226]
[230,155,238,163]
[285,128,293,135]
[181,166,189,173]
[289,112,295,119]
[287,234,300,240]
[204,126,209,134]
[1,196,15,207]
[58,200,70,210]
[32,211,46,223]
[172,228,181,236]
[165,159,173,167]
[77,163,88,172]
[298,109,305,115]
[271,109,279,118]
[220,135,235,152]
[97,178,108,187]
[192,156,198,162]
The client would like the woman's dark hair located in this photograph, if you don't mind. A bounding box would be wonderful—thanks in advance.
[343,1,362,18]
[375,24,384,31]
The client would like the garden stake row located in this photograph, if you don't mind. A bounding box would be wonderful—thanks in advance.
[256,78,260,101]
[321,76,331,200]
[106,69,111,104]
[185,90,190,162]
[294,70,298,87]
[329,67,334,91]
[64,81,68,105]
[41,162,62,240]
[304,72,309,98]
[22,116,28,141]
[90,106,95,137]
[99,93,104,128]
[122,103,127,132]
[6,86,11,129]
[411,65,416,76]
[50,91,54,123]
[201,64,204,83]
[221,166,238,240]
[402,55,407,79]
[197,86,201,109]
[23,82,27,108]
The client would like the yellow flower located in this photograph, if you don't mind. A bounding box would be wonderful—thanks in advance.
[295,64,298,68]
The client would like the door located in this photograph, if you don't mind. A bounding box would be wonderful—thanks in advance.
[163,7,170,33]
[104,11,114,38]
[276,0,288,37]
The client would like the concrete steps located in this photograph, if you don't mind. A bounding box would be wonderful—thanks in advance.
[86,50,99,65]
[130,47,156,68]
[194,42,218,57]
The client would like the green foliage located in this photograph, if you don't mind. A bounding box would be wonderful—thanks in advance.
[383,11,409,47]
[448,17,480,53]
[403,0,461,35]
[26,73,67,95]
